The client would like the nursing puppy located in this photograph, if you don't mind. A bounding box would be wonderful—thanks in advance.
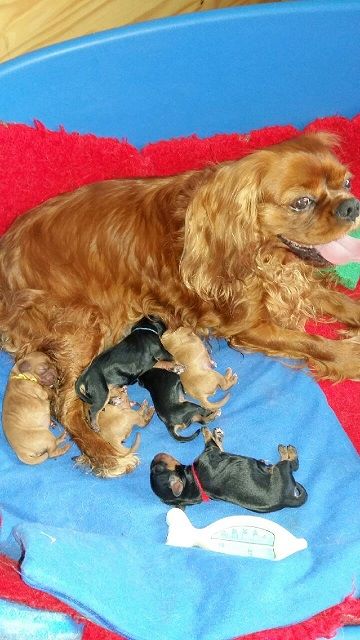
[94,387,155,475]
[150,427,307,512]
[161,327,238,409]
[2,352,71,465]
[75,316,173,430]
[139,368,219,441]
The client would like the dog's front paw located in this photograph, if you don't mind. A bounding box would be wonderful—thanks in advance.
[139,400,155,423]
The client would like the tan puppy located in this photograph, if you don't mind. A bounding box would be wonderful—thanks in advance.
[95,387,155,475]
[2,352,71,465]
[161,328,237,410]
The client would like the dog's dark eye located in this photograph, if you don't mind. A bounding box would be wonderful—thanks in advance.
[344,177,352,190]
[290,196,313,212]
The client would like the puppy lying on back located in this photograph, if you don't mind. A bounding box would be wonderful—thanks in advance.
[162,327,237,409]
[139,368,219,442]
[150,427,307,512]
[96,387,155,475]
[2,352,71,465]
[75,316,173,430]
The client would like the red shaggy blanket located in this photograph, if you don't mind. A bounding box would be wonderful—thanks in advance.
[0,115,359,639]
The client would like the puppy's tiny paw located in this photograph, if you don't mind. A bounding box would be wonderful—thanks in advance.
[144,407,155,421]
[286,445,298,461]
[173,364,185,374]
[109,396,123,406]
[213,427,224,441]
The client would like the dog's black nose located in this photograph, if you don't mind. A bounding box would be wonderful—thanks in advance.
[335,198,360,222]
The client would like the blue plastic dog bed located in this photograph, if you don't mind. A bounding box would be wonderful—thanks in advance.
[0,2,360,640]
[0,0,359,147]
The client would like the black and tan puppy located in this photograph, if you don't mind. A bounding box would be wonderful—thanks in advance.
[139,369,219,442]
[75,316,173,430]
[150,427,307,512]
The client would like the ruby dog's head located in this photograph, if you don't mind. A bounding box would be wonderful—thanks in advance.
[180,132,360,300]
[258,132,360,265]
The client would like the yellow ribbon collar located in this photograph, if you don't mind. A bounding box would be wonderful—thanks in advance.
[10,372,39,384]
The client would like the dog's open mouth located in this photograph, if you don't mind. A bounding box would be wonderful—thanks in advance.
[279,233,360,266]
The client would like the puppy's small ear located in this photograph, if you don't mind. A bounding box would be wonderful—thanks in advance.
[169,473,184,497]
[18,359,31,373]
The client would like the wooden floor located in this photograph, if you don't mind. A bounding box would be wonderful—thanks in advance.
[1,0,288,63]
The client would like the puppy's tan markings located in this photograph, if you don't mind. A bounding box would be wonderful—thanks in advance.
[152,452,180,471]
[278,444,298,463]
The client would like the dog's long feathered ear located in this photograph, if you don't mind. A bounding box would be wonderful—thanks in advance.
[179,156,264,303]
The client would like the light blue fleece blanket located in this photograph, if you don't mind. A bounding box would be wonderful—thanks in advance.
[0,341,359,640]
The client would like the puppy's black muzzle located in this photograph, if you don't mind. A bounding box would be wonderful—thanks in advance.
[335,198,360,222]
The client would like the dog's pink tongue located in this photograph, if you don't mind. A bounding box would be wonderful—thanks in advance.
[315,234,360,265]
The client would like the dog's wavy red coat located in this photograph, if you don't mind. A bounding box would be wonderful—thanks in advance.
[0,132,359,476]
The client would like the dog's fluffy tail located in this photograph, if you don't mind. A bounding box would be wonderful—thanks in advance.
[65,397,139,477]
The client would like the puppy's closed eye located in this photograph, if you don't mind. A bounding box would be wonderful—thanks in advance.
[152,462,167,474]
[18,360,31,373]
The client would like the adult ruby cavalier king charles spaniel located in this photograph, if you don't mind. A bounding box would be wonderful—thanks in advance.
[0,132,359,476]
